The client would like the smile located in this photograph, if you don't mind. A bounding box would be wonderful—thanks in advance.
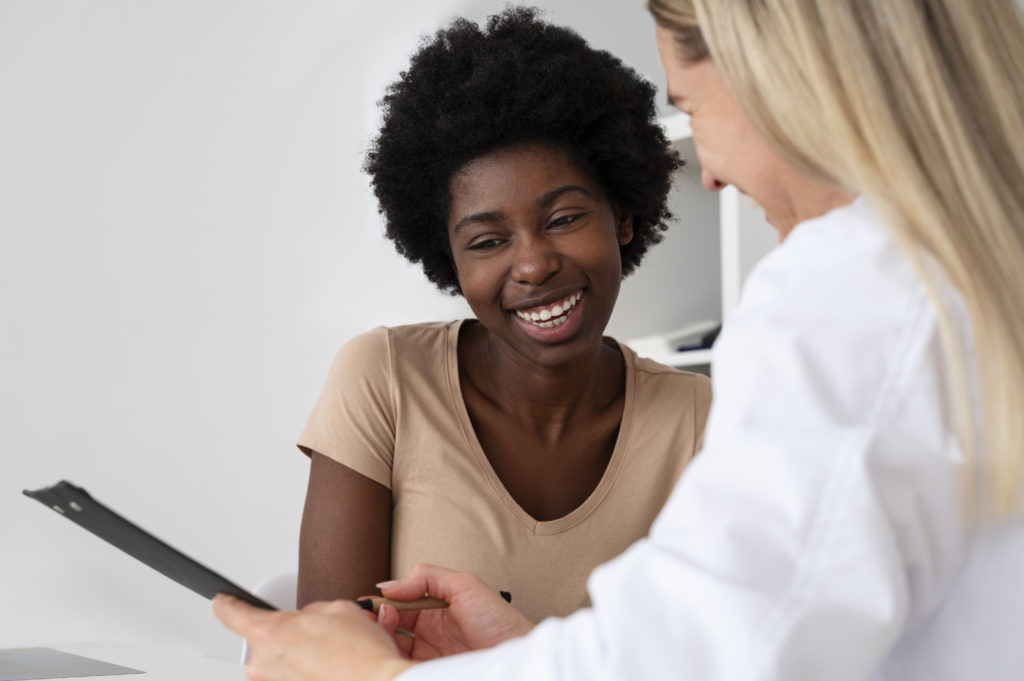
[513,290,582,328]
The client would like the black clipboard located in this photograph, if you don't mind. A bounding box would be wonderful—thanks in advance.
[23,480,276,611]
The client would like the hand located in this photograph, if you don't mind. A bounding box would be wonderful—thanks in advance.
[213,594,414,681]
[374,564,534,660]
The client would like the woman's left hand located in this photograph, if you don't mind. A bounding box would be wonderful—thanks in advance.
[214,594,415,681]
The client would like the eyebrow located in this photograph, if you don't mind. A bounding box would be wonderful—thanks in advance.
[452,185,595,234]
[538,185,593,207]
[453,210,503,234]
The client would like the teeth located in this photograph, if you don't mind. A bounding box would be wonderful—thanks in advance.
[514,291,582,326]
[534,314,570,329]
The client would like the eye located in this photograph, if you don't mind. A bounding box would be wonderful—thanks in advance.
[548,213,584,229]
[467,237,506,251]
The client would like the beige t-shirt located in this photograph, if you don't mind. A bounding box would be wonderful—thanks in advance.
[299,320,712,622]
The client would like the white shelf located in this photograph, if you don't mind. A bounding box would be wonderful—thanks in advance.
[642,348,713,369]
[659,112,692,141]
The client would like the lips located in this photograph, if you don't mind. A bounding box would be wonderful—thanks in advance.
[507,288,587,344]
[512,290,582,328]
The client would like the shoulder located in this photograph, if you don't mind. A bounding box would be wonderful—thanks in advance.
[334,326,389,361]
[713,200,946,428]
[734,199,930,350]
[335,321,459,364]
[616,341,713,413]
[741,199,921,317]
[323,321,461,391]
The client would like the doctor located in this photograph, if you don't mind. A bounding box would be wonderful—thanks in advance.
[215,0,1024,679]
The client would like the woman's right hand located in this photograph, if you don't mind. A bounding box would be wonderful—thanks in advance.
[374,564,534,660]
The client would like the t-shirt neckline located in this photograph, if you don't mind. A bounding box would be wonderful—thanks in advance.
[445,319,637,535]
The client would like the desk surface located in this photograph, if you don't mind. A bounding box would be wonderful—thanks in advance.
[9,642,246,681]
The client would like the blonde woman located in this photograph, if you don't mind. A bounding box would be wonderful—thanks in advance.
[215,1,1024,679]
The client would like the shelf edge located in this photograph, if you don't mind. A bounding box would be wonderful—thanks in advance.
[659,112,692,141]
[635,348,713,368]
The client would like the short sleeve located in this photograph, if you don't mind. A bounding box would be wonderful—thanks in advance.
[691,374,713,453]
[297,327,396,488]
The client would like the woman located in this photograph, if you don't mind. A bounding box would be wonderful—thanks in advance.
[294,7,712,623]
[216,0,1024,679]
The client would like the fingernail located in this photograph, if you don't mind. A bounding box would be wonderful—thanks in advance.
[375,580,400,589]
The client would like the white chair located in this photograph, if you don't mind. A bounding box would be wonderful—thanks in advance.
[240,572,298,664]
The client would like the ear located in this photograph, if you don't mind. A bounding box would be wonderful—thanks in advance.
[616,210,634,246]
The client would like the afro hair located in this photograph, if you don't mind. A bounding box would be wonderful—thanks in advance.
[364,6,681,294]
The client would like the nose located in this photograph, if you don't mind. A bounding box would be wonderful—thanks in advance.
[511,235,560,286]
[701,168,727,192]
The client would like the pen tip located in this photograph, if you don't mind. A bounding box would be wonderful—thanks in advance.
[356,598,373,612]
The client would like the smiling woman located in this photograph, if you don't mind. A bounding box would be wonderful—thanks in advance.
[293,6,713,623]
[447,144,631,372]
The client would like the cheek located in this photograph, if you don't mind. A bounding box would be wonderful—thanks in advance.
[738,141,794,201]
[690,126,725,179]
[453,260,505,309]
[578,234,625,281]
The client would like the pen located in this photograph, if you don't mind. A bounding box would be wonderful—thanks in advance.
[356,590,512,614]
[356,596,447,614]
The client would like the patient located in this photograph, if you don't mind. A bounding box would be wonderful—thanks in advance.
[296,6,712,623]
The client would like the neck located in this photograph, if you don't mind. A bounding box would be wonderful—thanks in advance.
[777,186,857,241]
[463,324,623,431]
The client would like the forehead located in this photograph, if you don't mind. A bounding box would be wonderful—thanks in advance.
[448,143,598,208]
[654,23,716,106]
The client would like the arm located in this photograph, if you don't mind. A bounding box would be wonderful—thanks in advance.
[296,327,398,605]
[298,451,391,606]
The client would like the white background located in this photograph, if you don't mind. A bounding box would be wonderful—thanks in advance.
[0,0,720,660]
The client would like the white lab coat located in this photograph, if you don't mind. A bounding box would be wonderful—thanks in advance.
[400,199,1024,681]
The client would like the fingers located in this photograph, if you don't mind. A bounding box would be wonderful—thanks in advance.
[376,563,450,601]
[212,594,276,637]
[376,604,415,658]
[377,602,400,633]
[378,563,484,603]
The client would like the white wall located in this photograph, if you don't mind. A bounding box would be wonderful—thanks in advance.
[0,0,716,661]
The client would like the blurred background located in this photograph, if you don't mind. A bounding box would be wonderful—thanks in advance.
[0,0,721,660]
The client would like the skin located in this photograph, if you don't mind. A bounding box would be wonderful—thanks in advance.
[448,143,633,521]
[215,595,412,681]
[298,142,635,607]
[372,565,534,660]
[298,453,390,606]
[217,20,861,681]
[215,565,533,679]
[653,23,853,239]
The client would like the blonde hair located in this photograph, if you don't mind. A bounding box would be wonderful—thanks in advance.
[650,0,1024,515]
